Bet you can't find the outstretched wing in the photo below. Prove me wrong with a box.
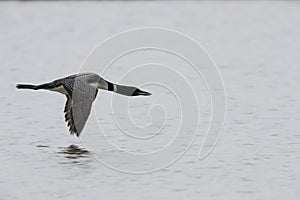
[64,81,98,137]
[64,95,76,134]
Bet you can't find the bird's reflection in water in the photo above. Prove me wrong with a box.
[58,144,90,160]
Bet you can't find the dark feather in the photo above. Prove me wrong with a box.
[63,80,98,137]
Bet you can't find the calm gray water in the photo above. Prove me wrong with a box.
[1,1,300,200]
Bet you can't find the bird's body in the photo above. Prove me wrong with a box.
[16,73,151,137]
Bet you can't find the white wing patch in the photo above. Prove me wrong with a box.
[49,85,68,95]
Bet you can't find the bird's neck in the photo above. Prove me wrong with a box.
[100,80,136,96]
[106,81,114,92]
[113,84,136,96]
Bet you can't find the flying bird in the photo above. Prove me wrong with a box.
[16,73,151,137]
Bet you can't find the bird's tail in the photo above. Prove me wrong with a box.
[16,84,39,90]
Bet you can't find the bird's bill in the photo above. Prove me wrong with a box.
[132,88,152,96]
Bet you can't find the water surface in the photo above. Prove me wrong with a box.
[1,1,300,200]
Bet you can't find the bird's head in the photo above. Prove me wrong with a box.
[131,88,151,96]
[85,74,151,96]
[114,85,151,96]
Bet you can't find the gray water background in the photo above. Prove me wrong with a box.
[1,1,300,199]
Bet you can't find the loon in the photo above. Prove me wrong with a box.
[16,73,151,137]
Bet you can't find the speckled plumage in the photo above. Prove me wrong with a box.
[16,72,151,137]
[17,73,104,136]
